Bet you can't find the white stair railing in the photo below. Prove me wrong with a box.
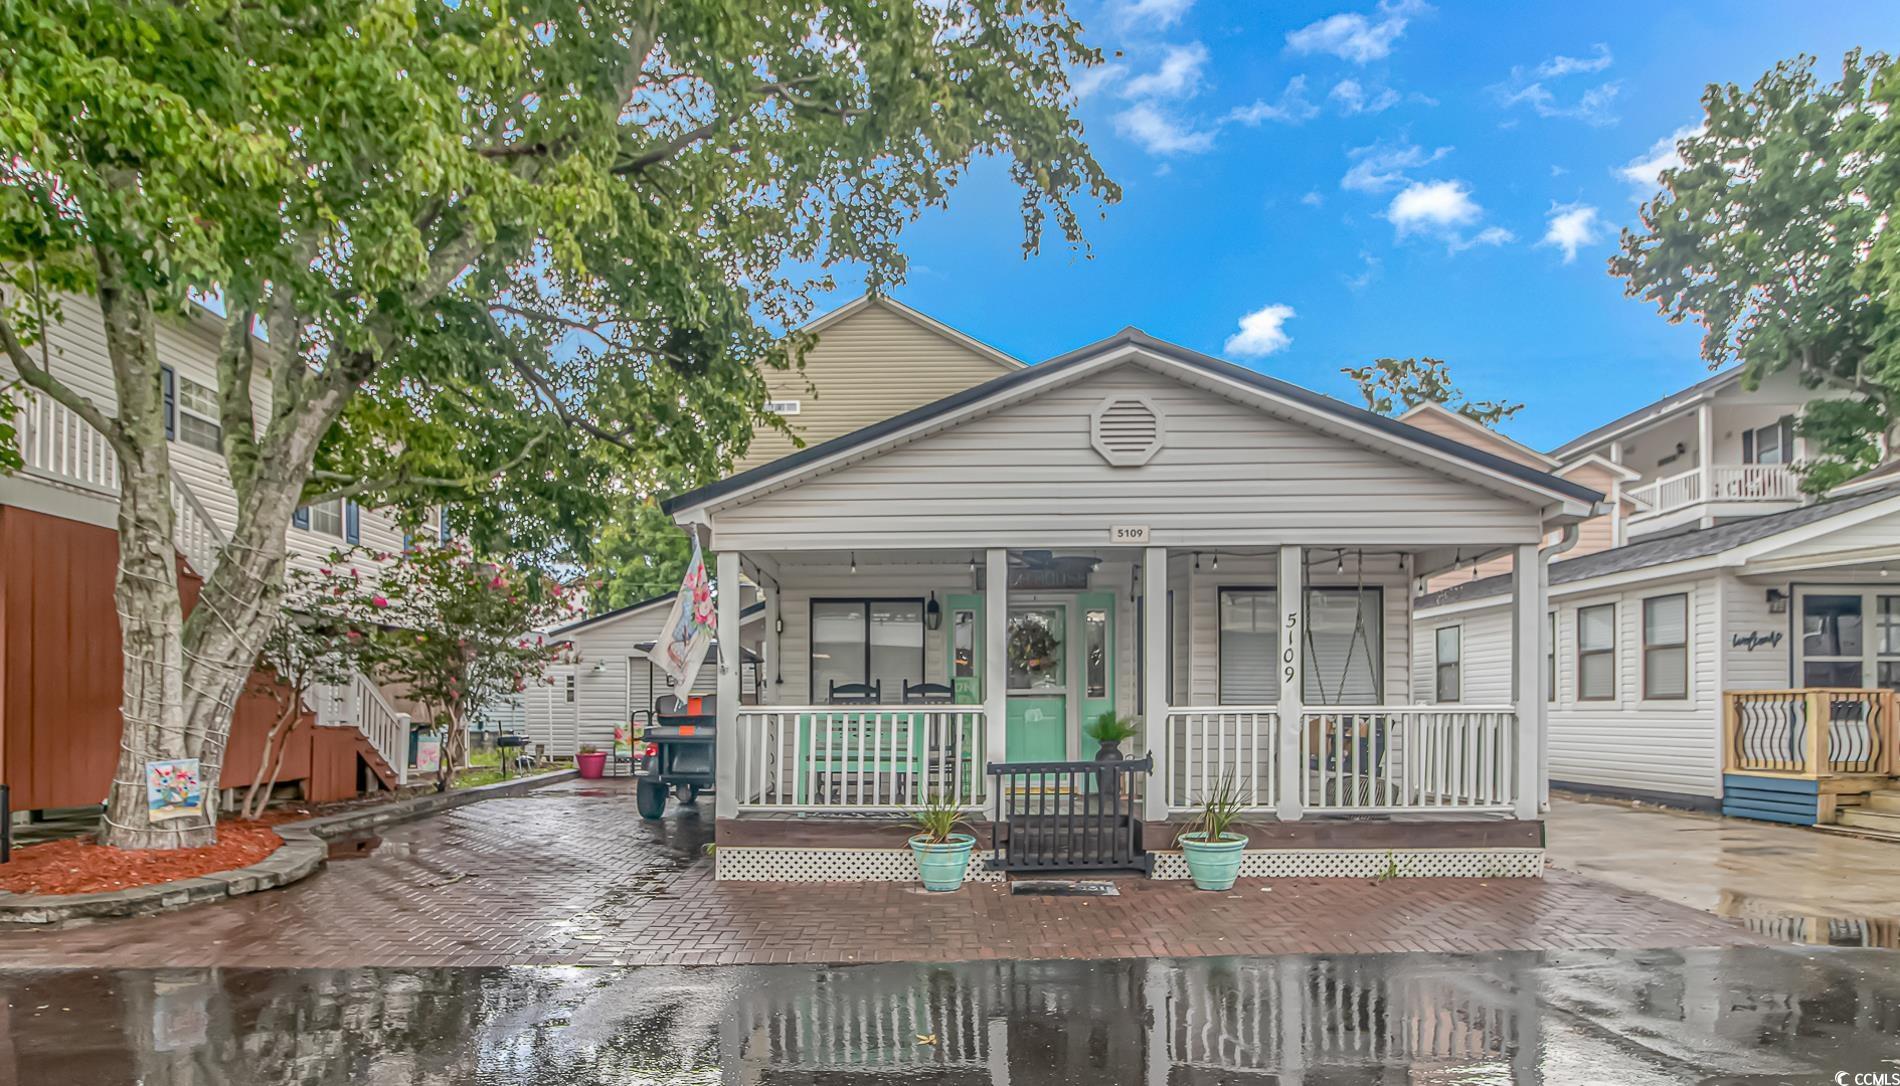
[169,476,225,578]
[313,670,411,787]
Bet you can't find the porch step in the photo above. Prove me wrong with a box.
[1816,822,1900,844]
[1863,789,1900,815]
[1835,807,1900,835]
[352,733,401,792]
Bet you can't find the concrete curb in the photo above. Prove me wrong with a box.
[0,769,578,927]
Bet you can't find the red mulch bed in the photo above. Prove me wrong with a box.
[0,822,285,896]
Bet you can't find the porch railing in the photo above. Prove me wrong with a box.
[1724,689,1895,777]
[1630,463,1799,518]
[1300,707,1518,813]
[732,707,987,811]
[311,670,412,785]
[986,756,1152,873]
[1163,708,1278,812]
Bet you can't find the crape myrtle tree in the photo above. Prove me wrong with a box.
[358,540,578,791]
[1612,51,1899,492]
[1341,357,1525,429]
[0,1,1114,847]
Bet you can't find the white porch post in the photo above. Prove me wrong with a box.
[1142,545,1169,822]
[762,587,780,706]
[983,548,1008,771]
[1276,545,1304,821]
[1696,400,1715,526]
[715,549,741,821]
[1510,542,1545,820]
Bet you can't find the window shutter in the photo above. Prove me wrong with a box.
[1780,416,1795,459]
[1741,427,1754,464]
[292,506,310,530]
[161,366,176,440]
[345,500,361,544]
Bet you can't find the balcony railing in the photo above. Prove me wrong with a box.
[1724,689,1894,777]
[1163,708,1278,812]
[1630,464,1800,519]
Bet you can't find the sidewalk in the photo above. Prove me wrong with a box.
[0,779,1760,968]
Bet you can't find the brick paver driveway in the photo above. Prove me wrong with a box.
[1,779,1761,968]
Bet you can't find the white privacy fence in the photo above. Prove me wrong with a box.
[1163,708,1279,812]
[733,708,988,811]
[1300,707,1517,813]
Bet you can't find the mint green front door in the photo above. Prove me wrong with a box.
[1006,603,1068,761]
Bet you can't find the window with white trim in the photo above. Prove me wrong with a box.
[1217,587,1382,706]
[1743,417,1794,465]
[1641,594,1689,700]
[1577,603,1616,701]
[1797,590,1900,690]
[1434,626,1460,702]
[173,373,224,453]
[305,498,344,538]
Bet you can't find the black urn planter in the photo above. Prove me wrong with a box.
[1094,739,1125,762]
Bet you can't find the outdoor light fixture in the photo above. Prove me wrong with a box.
[850,551,857,575]
[925,592,943,631]
[1211,553,1220,571]
[1766,588,1788,614]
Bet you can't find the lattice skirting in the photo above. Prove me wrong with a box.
[1149,848,1545,880]
[716,847,1008,883]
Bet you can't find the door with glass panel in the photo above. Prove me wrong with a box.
[1006,602,1070,761]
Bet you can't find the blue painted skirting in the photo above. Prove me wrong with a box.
[1722,773,1819,826]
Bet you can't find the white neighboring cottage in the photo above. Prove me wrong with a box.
[1414,370,1900,834]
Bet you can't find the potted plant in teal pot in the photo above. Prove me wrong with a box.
[1084,711,1140,761]
[909,793,977,892]
[1179,776,1248,890]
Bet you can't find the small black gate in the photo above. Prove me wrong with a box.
[985,756,1152,874]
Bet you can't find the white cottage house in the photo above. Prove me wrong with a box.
[661,327,1601,882]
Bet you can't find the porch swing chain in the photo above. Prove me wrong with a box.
[1302,548,1372,706]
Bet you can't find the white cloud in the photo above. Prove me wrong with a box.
[1536,44,1613,78]
[1497,80,1620,126]
[1227,76,1320,125]
[1286,0,1430,65]
[1447,225,1516,253]
[1541,202,1604,263]
[1301,190,1325,207]
[1225,303,1296,358]
[1344,251,1382,290]
[1071,63,1125,101]
[1387,179,1482,233]
[1330,78,1401,115]
[1341,139,1451,193]
[1122,42,1209,99]
[1619,124,1703,190]
[1113,102,1215,154]
[1113,0,1194,30]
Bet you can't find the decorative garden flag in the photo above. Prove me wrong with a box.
[649,539,716,693]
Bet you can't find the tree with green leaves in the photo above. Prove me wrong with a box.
[356,540,579,790]
[1612,50,1897,492]
[0,0,1113,847]
[1341,357,1524,429]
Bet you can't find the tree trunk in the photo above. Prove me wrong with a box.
[241,698,302,820]
[96,276,211,849]
[436,712,467,793]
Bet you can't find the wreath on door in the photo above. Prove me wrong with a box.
[1008,618,1059,675]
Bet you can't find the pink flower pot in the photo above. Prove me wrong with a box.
[576,751,607,779]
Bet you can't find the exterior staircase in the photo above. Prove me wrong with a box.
[311,670,412,789]
[350,730,402,791]
[1833,785,1900,841]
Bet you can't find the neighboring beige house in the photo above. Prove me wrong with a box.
[735,294,1023,471]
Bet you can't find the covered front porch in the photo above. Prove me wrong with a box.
[705,540,1551,880]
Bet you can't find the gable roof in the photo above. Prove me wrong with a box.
[551,594,763,638]
[1416,483,1900,609]
[1549,367,1743,459]
[1396,402,1559,470]
[797,293,1024,371]
[666,327,1603,517]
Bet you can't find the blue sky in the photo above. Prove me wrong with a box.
[842,1,1900,451]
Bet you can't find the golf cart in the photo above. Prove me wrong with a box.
[627,638,759,819]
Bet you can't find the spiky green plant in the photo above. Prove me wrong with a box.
[1186,774,1248,843]
[1084,711,1141,744]
[910,793,969,845]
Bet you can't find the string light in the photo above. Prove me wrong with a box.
[849,551,856,575]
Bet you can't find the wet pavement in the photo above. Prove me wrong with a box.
[2,946,1896,1084]
[1546,795,1900,949]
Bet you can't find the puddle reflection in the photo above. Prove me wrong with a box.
[1714,889,1900,949]
[3,947,1896,1084]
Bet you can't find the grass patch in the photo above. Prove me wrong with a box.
[450,752,570,790]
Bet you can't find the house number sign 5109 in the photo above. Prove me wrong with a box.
[1110,525,1151,544]
[1284,611,1299,684]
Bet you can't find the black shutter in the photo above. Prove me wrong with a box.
[161,366,176,440]
[345,500,361,544]
[1780,416,1796,461]
[1741,427,1754,465]
[292,506,310,529]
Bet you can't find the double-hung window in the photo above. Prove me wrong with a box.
[304,498,344,538]
[1577,603,1617,701]
[164,368,224,453]
[1434,626,1461,702]
[810,599,924,703]
[1743,417,1795,465]
[1216,587,1382,706]
[1641,594,1689,700]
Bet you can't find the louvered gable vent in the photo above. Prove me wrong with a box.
[1090,395,1164,466]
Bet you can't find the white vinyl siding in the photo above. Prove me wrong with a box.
[706,362,1547,552]
[524,601,724,758]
